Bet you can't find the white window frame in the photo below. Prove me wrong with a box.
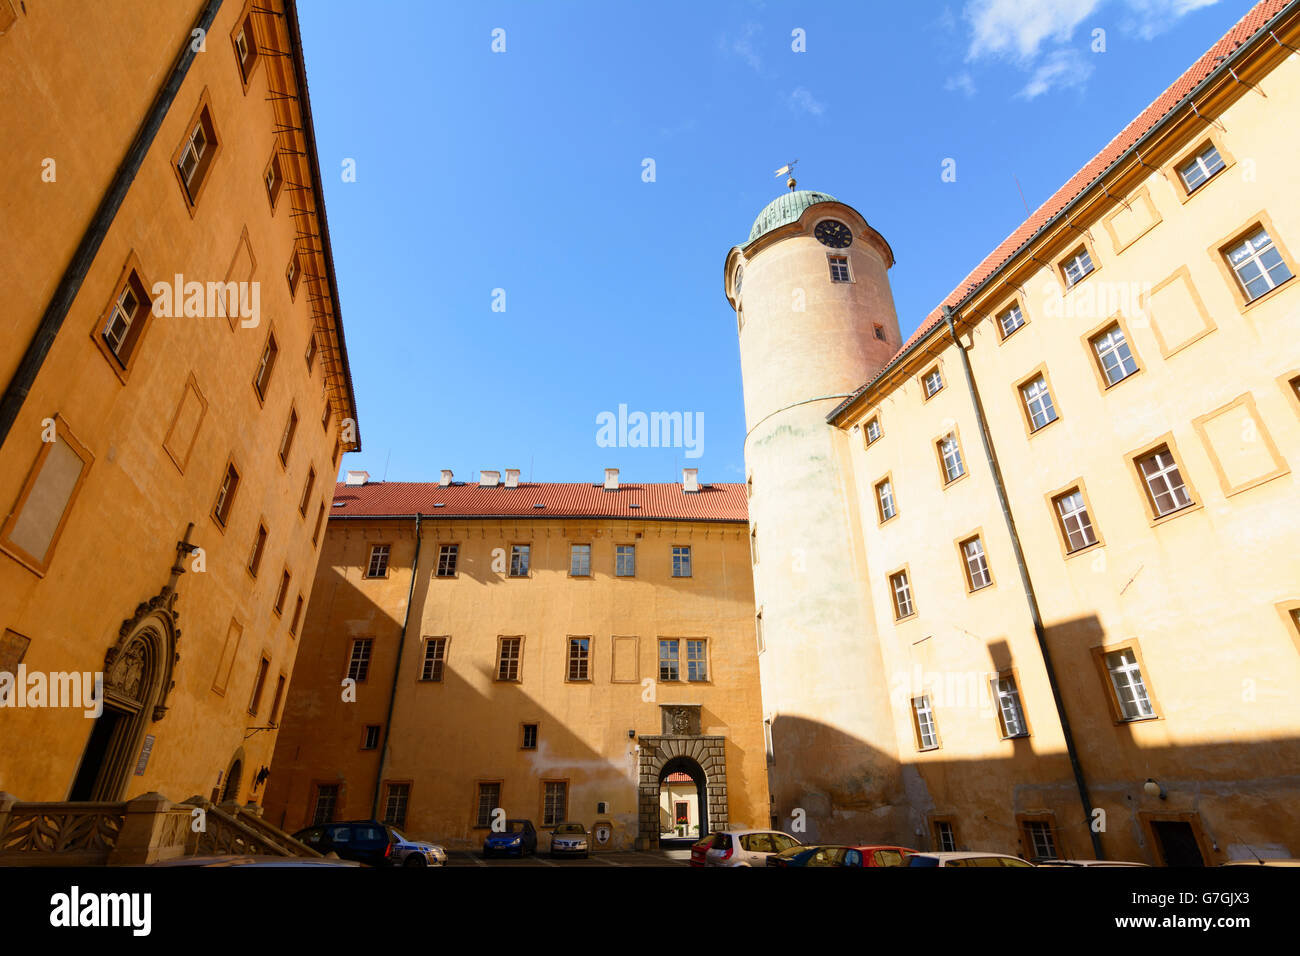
[1138,448,1191,516]
[990,675,1026,737]
[877,479,896,521]
[890,571,914,620]
[1177,144,1225,193]
[962,537,991,590]
[1227,228,1293,301]
[865,418,881,444]
[103,284,140,356]
[913,695,938,750]
[1055,491,1096,552]
[365,544,390,578]
[1092,325,1137,385]
[1021,375,1057,430]
[923,368,943,398]
[828,254,851,283]
[1105,648,1154,720]
[178,120,207,187]
[1063,248,1095,287]
[940,436,964,483]
[998,303,1025,338]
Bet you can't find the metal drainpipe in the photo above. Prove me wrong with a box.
[371,513,422,820]
[0,0,225,452]
[943,306,1105,861]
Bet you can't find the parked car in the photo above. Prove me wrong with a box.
[906,851,1033,867]
[549,822,590,858]
[291,820,396,867]
[850,845,918,867]
[388,828,447,867]
[766,844,860,867]
[704,829,800,867]
[1037,859,1149,867]
[483,819,538,857]
[1221,858,1300,866]
[689,834,713,867]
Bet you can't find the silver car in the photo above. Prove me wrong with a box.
[906,851,1033,867]
[388,828,447,867]
[550,822,590,858]
[704,829,801,867]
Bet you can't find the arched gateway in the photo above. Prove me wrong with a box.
[637,725,729,850]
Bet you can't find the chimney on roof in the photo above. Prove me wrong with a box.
[345,470,370,486]
[480,470,500,487]
[439,469,453,487]
[682,468,699,493]
[604,468,619,490]
[505,468,520,488]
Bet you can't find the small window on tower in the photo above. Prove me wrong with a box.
[828,255,851,283]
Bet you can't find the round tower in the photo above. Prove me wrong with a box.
[724,188,909,845]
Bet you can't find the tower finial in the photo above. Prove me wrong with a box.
[774,159,799,192]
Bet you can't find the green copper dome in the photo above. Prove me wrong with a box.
[747,190,837,243]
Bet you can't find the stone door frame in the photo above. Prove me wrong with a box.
[637,735,728,850]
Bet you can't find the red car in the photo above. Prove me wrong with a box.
[689,835,712,867]
[849,845,917,867]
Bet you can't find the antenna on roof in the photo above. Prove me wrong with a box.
[1013,174,1031,217]
[382,448,391,482]
[774,159,799,192]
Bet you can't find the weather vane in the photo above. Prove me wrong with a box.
[775,159,799,192]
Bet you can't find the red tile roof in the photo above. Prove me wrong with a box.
[838,0,1293,413]
[329,481,748,522]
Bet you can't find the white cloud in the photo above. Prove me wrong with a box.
[963,0,1221,98]
[945,72,978,96]
[1017,48,1093,98]
[722,22,763,71]
[787,87,826,116]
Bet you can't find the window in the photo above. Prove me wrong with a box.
[923,367,943,398]
[347,639,373,682]
[935,820,957,852]
[264,150,284,209]
[1136,445,1192,517]
[569,544,591,577]
[212,463,240,527]
[269,674,286,725]
[497,636,522,681]
[658,639,680,681]
[436,544,458,577]
[365,544,390,578]
[476,783,501,827]
[287,250,301,299]
[875,478,896,522]
[998,303,1025,339]
[100,268,152,369]
[567,637,590,681]
[764,718,774,765]
[509,544,530,577]
[828,255,851,282]
[1090,323,1138,386]
[521,724,538,749]
[247,523,268,576]
[420,636,447,681]
[1177,143,1225,193]
[1225,227,1293,302]
[1023,821,1058,861]
[299,467,316,516]
[304,332,317,372]
[1105,648,1155,720]
[873,323,886,341]
[960,536,991,591]
[734,266,743,295]
[253,333,278,401]
[616,544,635,577]
[312,784,338,825]
[1062,246,1095,286]
[174,99,218,205]
[248,655,270,715]
[687,639,708,682]
[543,781,567,827]
[912,695,938,750]
[938,434,965,484]
[756,610,764,654]
[384,783,410,828]
[289,595,303,636]
[1020,374,1058,431]
[321,400,330,431]
[990,674,1027,737]
[278,408,298,465]
[671,546,691,578]
[312,502,325,547]
[362,725,381,750]
[889,570,914,620]
[274,568,290,615]
[865,416,881,445]
[231,9,259,82]
[1053,488,1097,553]
[749,526,758,565]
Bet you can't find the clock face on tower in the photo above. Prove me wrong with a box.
[814,219,853,248]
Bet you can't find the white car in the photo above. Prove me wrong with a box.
[906,851,1033,867]
[389,828,447,867]
[1037,859,1149,867]
[704,829,800,867]
[550,822,590,858]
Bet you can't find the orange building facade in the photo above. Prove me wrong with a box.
[0,0,359,808]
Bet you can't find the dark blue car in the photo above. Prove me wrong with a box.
[483,819,538,857]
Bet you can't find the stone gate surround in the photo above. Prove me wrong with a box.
[636,734,728,849]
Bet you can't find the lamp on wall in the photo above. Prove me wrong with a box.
[1143,778,1167,800]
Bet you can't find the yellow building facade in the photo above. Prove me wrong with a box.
[0,0,357,809]
[727,0,1300,864]
[265,472,768,850]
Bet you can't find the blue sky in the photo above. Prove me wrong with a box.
[298,0,1253,485]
